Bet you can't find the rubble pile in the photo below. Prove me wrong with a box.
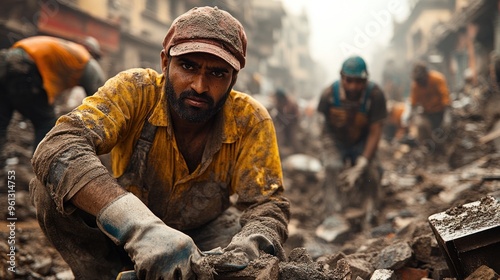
[1,96,500,279]
[281,152,500,280]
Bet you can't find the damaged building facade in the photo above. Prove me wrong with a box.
[381,0,500,101]
[0,0,321,99]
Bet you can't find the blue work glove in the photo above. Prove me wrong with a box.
[97,193,204,280]
[213,234,275,272]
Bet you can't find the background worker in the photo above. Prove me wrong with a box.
[403,61,451,154]
[30,6,290,280]
[383,100,409,143]
[0,35,105,166]
[317,55,387,223]
[273,88,301,156]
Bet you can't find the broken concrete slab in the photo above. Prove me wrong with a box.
[370,269,396,280]
[282,153,322,174]
[464,265,500,280]
[344,257,373,279]
[411,234,439,263]
[428,196,500,279]
[373,241,413,270]
[315,215,350,243]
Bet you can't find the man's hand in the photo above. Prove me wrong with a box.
[212,234,275,272]
[97,193,205,280]
[400,102,413,128]
[339,156,368,190]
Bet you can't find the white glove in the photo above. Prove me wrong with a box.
[97,193,205,280]
[442,107,452,127]
[339,156,368,189]
[400,102,412,127]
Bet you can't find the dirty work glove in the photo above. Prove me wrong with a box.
[339,156,368,190]
[97,193,203,280]
[213,234,275,272]
[400,102,412,127]
[442,107,452,128]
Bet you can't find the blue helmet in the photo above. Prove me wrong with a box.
[341,56,368,79]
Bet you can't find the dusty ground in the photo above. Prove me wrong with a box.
[1,90,499,279]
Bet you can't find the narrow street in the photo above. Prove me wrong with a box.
[1,0,500,279]
[0,85,499,279]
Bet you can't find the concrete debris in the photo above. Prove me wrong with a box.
[282,153,323,174]
[464,265,500,280]
[428,196,500,279]
[55,270,75,280]
[370,269,396,280]
[31,257,53,276]
[373,241,413,270]
[315,215,350,243]
[212,254,280,280]
[2,80,500,279]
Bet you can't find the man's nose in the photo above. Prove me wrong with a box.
[191,74,209,94]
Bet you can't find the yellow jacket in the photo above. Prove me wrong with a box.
[32,68,289,239]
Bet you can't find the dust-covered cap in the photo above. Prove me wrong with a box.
[163,6,247,71]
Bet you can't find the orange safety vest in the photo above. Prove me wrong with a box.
[13,36,90,104]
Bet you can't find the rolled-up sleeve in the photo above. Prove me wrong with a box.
[31,69,156,215]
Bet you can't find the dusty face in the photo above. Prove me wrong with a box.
[341,75,367,101]
[161,51,235,123]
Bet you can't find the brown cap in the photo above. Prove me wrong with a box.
[163,6,247,71]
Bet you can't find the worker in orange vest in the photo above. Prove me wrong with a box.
[0,35,105,166]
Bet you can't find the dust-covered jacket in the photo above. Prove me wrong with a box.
[31,68,290,259]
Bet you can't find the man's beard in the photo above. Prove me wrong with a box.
[345,90,362,101]
[165,78,230,123]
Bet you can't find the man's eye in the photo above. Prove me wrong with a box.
[182,63,194,70]
[211,71,225,78]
